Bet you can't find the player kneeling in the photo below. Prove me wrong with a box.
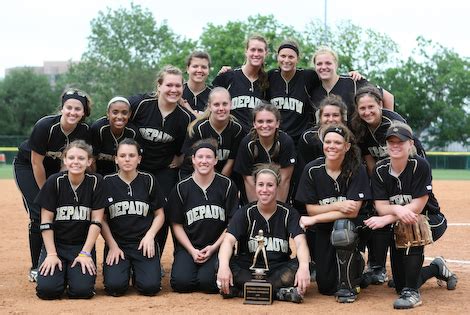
[296,124,371,303]
[217,164,311,303]
[35,140,105,299]
[101,139,165,296]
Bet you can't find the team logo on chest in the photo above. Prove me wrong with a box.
[186,205,225,225]
[55,206,91,221]
[270,97,304,114]
[108,201,150,218]
[139,128,174,143]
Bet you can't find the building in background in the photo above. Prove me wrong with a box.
[5,61,76,87]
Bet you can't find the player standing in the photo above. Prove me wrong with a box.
[35,140,104,299]
[101,139,165,296]
[179,87,244,179]
[296,124,371,303]
[13,89,92,282]
[167,139,239,293]
[212,35,269,133]
[91,96,138,176]
[364,122,457,309]
[180,51,213,117]
[234,102,296,204]
[128,65,195,257]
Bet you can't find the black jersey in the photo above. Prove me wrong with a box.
[295,157,371,230]
[234,131,296,176]
[227,201,303,269]
[358,109,426,160]
[297,125,324,171]
[212,68,266,133]
[182,83,212,113]
[128,93,195,171]
[180,119,244,174]
[267,69,320,141]
[166,173,239,249]
[103,171,165,244]
[91,117,139,176]
[371,156,441,216]
[311,76,370,122]
[16,115,90,177]
[35,171,105,245]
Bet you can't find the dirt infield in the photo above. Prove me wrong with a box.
[1,179,469,314]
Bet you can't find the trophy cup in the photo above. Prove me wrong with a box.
[244,229,273,305]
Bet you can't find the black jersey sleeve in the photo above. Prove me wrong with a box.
[286,205,304,238]
[34,174,59,212]
[225,179,240,220]
[166,184,185,224]
[149,173,165,211]
[91,174,106,210]
[228,123,244,160]
[346,165,372,201]
[90,119,103,156]
[212,70,234,88]
[233,135,254,176]
[410,158,433,199]
[303,69,321,94]
[278,132,296,168]
[371,164,390,200]
[226,205,248,240]
[295,162,320,205]
[28,117,52,156]
[298,129,323,165]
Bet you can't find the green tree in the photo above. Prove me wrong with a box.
[60,3,196,118]
[0,68,58,136]
[381,37,470,147]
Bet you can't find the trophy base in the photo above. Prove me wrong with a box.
[244,280,273,305]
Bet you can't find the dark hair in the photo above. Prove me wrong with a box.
[60,88,92,119]
[315,94,348,126]
[245,35,269,92]
[117,138,142,156]
[253,163,281,186]
[249,102,281,160]
[191,138,218,157]
[351,85,383,141]
[63,139,93,159]
[323,124,362,184]
[186,51,212,68]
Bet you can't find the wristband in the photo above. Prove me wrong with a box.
[40,223,53,231]
[90,220,102,229]
[47,252,57,257]
[79,250,92,257]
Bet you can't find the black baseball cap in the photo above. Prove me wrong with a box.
[385,126,413,141]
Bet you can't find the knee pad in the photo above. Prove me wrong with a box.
[331,219,358,251]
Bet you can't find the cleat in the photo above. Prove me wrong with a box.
[335,288,357,303]
[431,256,458,290]
[393,288,422,309]
[29,268,38,282]
[276,287,303,303]
[370,266,388,285]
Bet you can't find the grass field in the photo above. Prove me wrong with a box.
[1,164,470,180]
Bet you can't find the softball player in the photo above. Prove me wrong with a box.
[180,51,213,116]
[296,124,371,303]
[234,102,296,204]
[35,140,104,300]
[91,96,138,176]
[351,85,426,285]
[128,65,195,256]
[14,89,92,282]
[101,139,165,296]
[267,40,320,143]
[310,46,394,124]
[166,140,239,293]
[217,164,310,303]
[212,35,269,133]
[364,122,457,309]
[179,87,244,179]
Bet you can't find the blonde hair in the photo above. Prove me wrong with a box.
[311,46,339,67]
[63,140,93,159]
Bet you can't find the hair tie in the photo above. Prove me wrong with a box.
[192,142,217,156]
[107,96,130,110]
[323,125,345,140]
[62,90,90,116]
[277,43,299,56]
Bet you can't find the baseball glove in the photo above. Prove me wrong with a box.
[394,214,433,253]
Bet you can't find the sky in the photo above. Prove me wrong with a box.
[1,0,469,77]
